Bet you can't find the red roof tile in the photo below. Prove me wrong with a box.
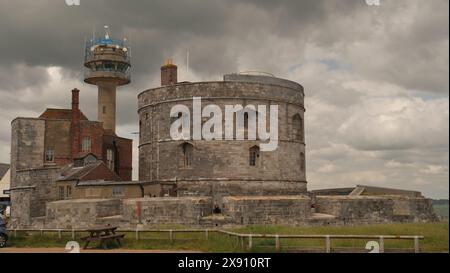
[39,109,89,121]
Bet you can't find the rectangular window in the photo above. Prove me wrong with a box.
[82,137,91,152]
[106,149,115,171]
[59,186,65,200]
[66,186,72,198]
[112,187,124,197]
[45,148,54,162]
[249,151,257,166]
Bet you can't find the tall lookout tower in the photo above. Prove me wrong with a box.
[84,26,131,133]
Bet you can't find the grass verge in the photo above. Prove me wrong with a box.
[4,222,448,253]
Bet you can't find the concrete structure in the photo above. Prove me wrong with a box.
[84,27,131,133]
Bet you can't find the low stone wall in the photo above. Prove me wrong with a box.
[45,199,122,229]
[122,197,213,226]
[23,194,439,229]
[315,196,438,224]
[177,181,307,203]
[390,196,438,222]
[223,195,311,225]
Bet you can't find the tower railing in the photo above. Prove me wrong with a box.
[83,67,131,81]
[84,39,131,63]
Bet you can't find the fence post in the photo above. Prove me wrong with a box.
[325,235,331,253]
[40,229,43,237]
[205,229,209,241]
[135,226,140,241]
[414,236,420,253]
[379,236,385,253]
[169,230,173,243]
[71,228,75,240]
[58,229,62,239]
[248,235,253,250]
[275,235,280,251]
[240,236,244,250]
[14,229,17,238]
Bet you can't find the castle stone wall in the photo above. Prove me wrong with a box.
[9,167,60,228]
[315,196,438,224]
[177,181,307,204]
[223,195,311,225]
[138,80,307,196]
[45,199,122,229]
[10,118,46,184]
[122,197,212,226]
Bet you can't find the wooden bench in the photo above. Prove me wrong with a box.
[81,227,125,249]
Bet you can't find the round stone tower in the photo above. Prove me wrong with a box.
[84,26,131,133]
[138,68,306,202]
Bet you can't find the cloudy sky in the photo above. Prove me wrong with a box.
[0,0,448,198]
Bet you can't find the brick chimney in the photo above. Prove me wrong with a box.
[161,58,178,86]
[71,88,81,158]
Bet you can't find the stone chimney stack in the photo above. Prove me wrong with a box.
[71,88,81,158]
[161,58,178,86]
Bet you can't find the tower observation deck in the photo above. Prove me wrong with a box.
[84,26,131,133]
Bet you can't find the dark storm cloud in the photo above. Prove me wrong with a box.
[0,0,358,85]
[0,64,50,91]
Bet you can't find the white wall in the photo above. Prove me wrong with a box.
[0,169,10,198]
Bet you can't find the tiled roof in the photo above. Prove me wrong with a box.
[76,180,151,187]
[0,164,10,180]
[59,161,103,181]
[39,109,89,121]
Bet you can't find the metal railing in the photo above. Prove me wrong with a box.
[8,228,424,253]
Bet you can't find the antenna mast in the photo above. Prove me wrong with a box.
[186,51,190,75]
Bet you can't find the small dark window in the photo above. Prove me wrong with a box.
[181,143,193,167]
[45,148,54,162]
[66,186,72,198]
[103,106,107,114]
[249,146,260,166]
[300,152,306,173]
[293,114,304,141]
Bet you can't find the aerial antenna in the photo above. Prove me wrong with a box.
[186,50,190,75]
[128,33,132,59]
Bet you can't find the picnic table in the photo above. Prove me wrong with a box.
[81,226,125,249]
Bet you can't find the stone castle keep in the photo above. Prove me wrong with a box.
[7,31,438,229]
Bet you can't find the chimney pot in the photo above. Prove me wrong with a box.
[161,59,178,86]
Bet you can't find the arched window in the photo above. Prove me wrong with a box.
[300,152,306,173]
[181,142,193,167]
[249,146,260,167]
[292,114,304,141]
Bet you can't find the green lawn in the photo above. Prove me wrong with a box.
[5,222,449,253]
